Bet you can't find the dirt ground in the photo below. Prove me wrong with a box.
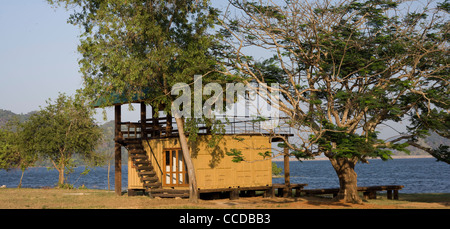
[0,188,449,209]
[210,195,450,209]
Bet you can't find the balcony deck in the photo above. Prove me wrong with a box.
[118,116,293,142]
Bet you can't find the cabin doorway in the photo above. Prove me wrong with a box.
[163,148,189,187]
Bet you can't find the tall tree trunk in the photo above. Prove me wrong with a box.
[51,158,65,187]
[114,104,122,196]
[175,117,199,203]
[329,157,362,204]
[58,160,65,187]
[58,167,65,187]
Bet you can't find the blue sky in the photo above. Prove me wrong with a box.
[0,0,149,123]
[0,1,232,124]
[0,1,82,115]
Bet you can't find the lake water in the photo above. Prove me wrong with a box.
[273,158,450,193]
[0,158,449,193]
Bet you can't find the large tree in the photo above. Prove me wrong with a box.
[221,0,449,203]
[48,0,221,202]
[20,93,103,187]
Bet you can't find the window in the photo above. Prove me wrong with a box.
[163,148,188,187]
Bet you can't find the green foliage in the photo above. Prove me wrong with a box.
[313,121,411,161]
[185,117,226,160]
[258,151,272,159]
[272,162,282,176]
[438,0,450,13]
[20,93,103,185]
[291,150,315,161]
[0,126,22,170]
[226,148,245,163]
[58,183,74,189]
[429,145,450,164]
[226,150,272,163]
[0,118,37,172]
[0,109,34,127]
[232,136,245,142]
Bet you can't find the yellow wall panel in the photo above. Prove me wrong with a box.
[128,134,272,190]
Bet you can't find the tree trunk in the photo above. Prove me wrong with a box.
[18,169,25,188]
[107,159,111,191]
[50,158,64,187]
[175,117,199,203]
[58,163,65,187]
[328,157,362,204]
[52,159,65,187]
[114,104,122,196]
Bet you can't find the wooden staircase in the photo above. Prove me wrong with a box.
[123,139,189,198]
[123,139,161,190]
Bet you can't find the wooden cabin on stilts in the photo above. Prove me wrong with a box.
[93,96,304,199]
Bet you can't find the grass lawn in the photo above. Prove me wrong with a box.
[0,188,449,209]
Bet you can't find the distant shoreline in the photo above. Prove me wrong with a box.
[272,155,434,162]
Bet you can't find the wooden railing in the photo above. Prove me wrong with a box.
[119,116,292,140]
[120,122,142,140]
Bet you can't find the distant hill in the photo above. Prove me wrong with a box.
[0,109,126,165]
[96,120,128,164]
[0,109,36,127]
[398,131,450,156]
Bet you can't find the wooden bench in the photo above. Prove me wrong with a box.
[197,184,308,199]
[271,183,308,198]
[198,186,274,200]
[301,185,404,200]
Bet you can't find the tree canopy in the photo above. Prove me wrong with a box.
[49,0,222,112]
[0,119,36,173]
